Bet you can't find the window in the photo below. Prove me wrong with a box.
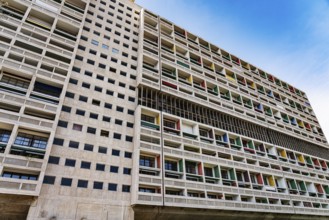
[72,124,83,131]
[125,136,133,142]
[65,159,76,167]
[98,63,106,69]
[116,106,124,112]
[76,109,85,116]
[79,95,88,102]
[72,66,81,73]
[118,93,125,99]
[92,99,100,106]
[69,141,79,149]
[82,82,90,89]
[139,188,156,193]
[113,133,121,139]
[165,160,177,171]
[112,48,119,54]
[61,178,72,186]
[93,181,103,190]
[43,176,55,184]
[87,127,96,134]
[85,71,93,77]
[106,90,114,96]
[48,156,60,164]
[104,103,112,109]
[87,59,95,65]
[115,119,122,125]
[128,97,135,102]
[123,168,131,175]
[81,161,91,169]
[89,113,98,119]
[124,151,132,158]
[97,74,104,80]
[108,183,117,191]
[127,110,134,115]
[140,156,155,168]
[14,133,48,149]
[77,46,85,52]
[112,149,120,156]
[2,172,38,180]
[98,146,107,154]
[103,116,111,122]
[91,39,99,46]
[84,144,94,151]
[102,44,109,50]
[77,180,88,188]
[100,130,109,137]
[58,120,68,128]
[61,105,71,113]
[127,122,134,128]
[53,138,64,146]
[0,130,10,144]
[122,185,130,192]
[110,166,119,173]
[204,167,213,177]
[96,163,105,171]
[221,170,230,180]
[65,92,74,98]
[69,78,78,84]
[109,67,116,73]
[89,49,97,55]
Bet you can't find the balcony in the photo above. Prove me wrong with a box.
[0,73,31,96]
[0,129,11,152]
[163,118,180,136]
[141,113,160,131]
[185,161,203,182]
[182,132,198,140]
[162,67,176,80]
[30,81,62,104]
[10,132,48,159]
[221,169,236,186]
[176,60,190,69]
[139,155,160,176]
[204,166,220,184]
[1,2,27,20]
[165,159,183,179]
[141,121,160,131]
[215,133,229,148]
[229,135,242,150]
[199,128,213,144]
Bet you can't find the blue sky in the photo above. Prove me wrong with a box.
[136,0,329,140]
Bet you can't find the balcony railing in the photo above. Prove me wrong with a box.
[141,121,160,131]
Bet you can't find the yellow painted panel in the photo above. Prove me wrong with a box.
[298,121,304,127]
[298,154,305,163]
[156,115,160,125]
[173,45,176,52]
[27,18,51,30]
[226,75,236,82]
[280,149,287,158]
[268,176,275,187]
[188,75,193,83]
[211,63,215,70]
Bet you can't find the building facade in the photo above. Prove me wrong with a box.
[0,0,328,219]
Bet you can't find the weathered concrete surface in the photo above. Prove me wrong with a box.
[0,194,35,220]
[134,205,329,220]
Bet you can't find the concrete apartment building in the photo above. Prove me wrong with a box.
[0,0,328,219]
